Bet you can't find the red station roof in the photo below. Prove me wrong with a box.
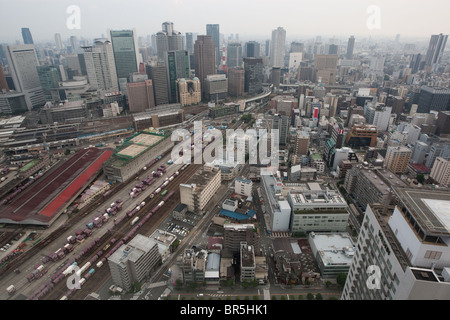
[0,148,112,226]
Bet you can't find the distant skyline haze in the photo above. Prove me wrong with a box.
[1,0,449,43]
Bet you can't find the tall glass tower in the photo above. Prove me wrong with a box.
[206,24,220,67]
[109,29,139,80]
[21,28,34,45]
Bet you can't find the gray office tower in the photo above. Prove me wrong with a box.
[346,36,355,60]
[243,57,263,95]
[227,43,243,68]
[21,28,34,45]
[244,41,261,58]
[425,33,448,67]
[146,64,169,106]
[417,86,450,113]
[206,24,220,67]
[156,22,183,64]
[4,44,45,110]
[109,29,139,80]
[194,35,216,99]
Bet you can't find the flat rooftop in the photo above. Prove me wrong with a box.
[117,133,164,158]
[393,187,450,237]
[310,233,355,266]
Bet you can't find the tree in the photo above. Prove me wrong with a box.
[306,293,314,300]
[315,293,323,300]
[416,173,425,184]
[336,273,347,287]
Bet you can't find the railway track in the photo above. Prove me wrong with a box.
[41,163,201,300]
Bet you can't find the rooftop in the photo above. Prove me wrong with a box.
[309,232,355,266]
[393,187,450,237]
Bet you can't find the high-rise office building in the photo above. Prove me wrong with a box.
[185,32,194,54]
[226,43,243,68]
[342,188,450,300]
[244,41,261,58]
[227,67,244,97]
[364,102,392,131]
[21,28,34,45]
[417,86,450,113]
[4,44,45,109]
[243,57,263,95]
[126,79,155,113]
[206,24,220,67]
[425,33,448,67]
[109,29,140,80]
[272,114,290,146]
[425,142,450,168]
[36,65,62,102]
[346,36,355,60]
[54,33,64,51]
[156,22,183,64]
[146,64,170,106]
[82,38,119,92]
[314,54,338,85]
[436,111,450,136]
[70,36,81,54]
[270,27,286,67]
[166,50,190,103]
[194,35,216,99]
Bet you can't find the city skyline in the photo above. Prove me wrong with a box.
[1,0,449,44]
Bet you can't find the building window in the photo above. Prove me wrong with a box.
[424,250,442,260]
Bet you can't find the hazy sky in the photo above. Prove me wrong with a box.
[1,0,449,43]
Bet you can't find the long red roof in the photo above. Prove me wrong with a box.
[0,148,112,225]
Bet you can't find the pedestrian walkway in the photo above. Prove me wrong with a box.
[270,232,290,238]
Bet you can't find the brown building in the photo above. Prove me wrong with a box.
[314,54,338,85]
[227,67,244,97]
[0,63,9,92]
[345,124,378,148]
[294,132,309,157]
[384,145,412,174]
[126,80,155,113]
[194,35,216,99]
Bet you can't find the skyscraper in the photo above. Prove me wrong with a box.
[226,43,243,68]
[166,50,190,103]
[194,35,216,99]
[70,36,81,54]
[244,41,261,58]
[346,35,355,60]
[4,44,45,109]
[82,39,118,92]
[243,57,263,95]
[270,27,286,67]
[54,33,64,51]
[21,28,34,45]
[425,33,448,67]
[206,24,220,67]
[126,79,155,113]
[146,64,170,106]
[156,22,183,64]
[36,65,62,101]
[109,29,140,80]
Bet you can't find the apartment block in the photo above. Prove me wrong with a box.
[180,166,221,214]
[430,157,450,187]
[384,146,412,174]
[342,187,450,300]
